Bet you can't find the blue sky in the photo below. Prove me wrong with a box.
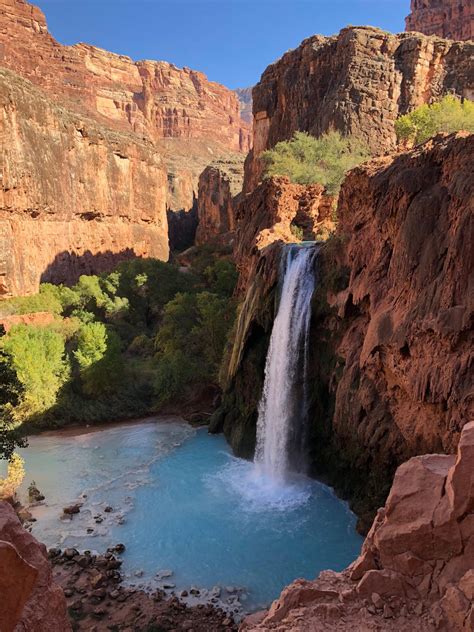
[34,0,408,88]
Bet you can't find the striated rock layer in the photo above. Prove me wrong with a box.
[0,67,169,296]
[242,420,474,632]
[406,0,474,41]
[244,26,474,191]
[0,501,72,632]
[195,156,245,246]
[216,134,473,521]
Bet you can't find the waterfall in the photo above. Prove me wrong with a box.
[255,243,318,481]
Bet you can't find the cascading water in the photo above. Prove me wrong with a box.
[255,243,318,481]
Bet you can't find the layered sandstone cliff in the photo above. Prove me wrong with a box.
[215,133,473,522]
[406,0,474,41]
[195,157,245,246]
[0,501,71,632]
[245,26,474,191]
[243,420,474,632]
[0,67,169,296]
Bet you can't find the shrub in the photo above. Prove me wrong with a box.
[290,223,304,241]
[0,453,25,499]
[262,131,368,194]
[395,95,474,145]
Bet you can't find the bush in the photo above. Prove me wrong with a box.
[395,95,474,145]
[262,131,368,194]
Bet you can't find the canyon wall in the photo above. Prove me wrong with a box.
[406,0,474,41]
[0,501,72,632]
[216,133,473,526]
[0,67,169,296]
[245,26,474,191]
[0,0,251,295]
[243,420,474,632]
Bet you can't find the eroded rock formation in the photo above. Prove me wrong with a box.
[406,0,474,41]
[209,177,335,456]
[0,68,169,296]
[195,157,245,246]
[216,133,473,522]
[244,26,474,191]
[242,420,474,631]
[0,501,71,632]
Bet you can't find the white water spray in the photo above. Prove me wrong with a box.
[255,244,318,481]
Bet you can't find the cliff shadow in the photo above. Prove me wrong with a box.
[40,249,141,287]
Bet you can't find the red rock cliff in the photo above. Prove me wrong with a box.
[0,67,169,296]
[245,26,473,191]
[406,0,474,41]
[0,501,72,632]
[242,420,474,632]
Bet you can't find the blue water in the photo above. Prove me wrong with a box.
[11,418,362,613]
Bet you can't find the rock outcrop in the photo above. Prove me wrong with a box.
[0,67,169,296]
[216,133,473,521]
[242,420,474,632]
[244,26,474,191]
[406,0,474,41]
[195,157,245,246]
[0,501,71,632]
[209,177,335,456]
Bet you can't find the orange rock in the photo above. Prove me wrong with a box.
[406,0,473,41]
[0,501,71,631]
[243,421,474,631]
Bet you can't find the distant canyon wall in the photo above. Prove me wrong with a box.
[406,0,474,41]
[0,68,169,297]
[244,26,474,191]
[0,0,251,295]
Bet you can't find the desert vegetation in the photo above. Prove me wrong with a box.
[395,95,474,145]
[262,130,368,194]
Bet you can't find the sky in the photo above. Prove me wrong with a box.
[34,0,408,89]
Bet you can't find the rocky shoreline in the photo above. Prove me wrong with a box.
[48,546,239,632]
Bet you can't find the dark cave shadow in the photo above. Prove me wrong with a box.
[40,249,142,287]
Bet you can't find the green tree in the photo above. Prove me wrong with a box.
[1,325,70,418]
[0,348,26,461]
[395,95,474,145]
[74,322,123,396]
[262,130,368,194]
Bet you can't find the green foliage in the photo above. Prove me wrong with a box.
[262,131,368,194]
[395,95,474,145]
[0,245,237,430]
[290,223,304,241]
[154,291,236,405]
[1,325,69,418]
[0,348,26,461]
[74,322,123,396]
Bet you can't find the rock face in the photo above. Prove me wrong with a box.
[0,0,251,163]
[209,177,335,456]
[235,87,253,124]
[0,67,169,296]
[216,134,473,521]
[195,157,245,246]
[406,0,474,41]
[0,501,71,632]
[242,420,474,632]
[244,26,474,191]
